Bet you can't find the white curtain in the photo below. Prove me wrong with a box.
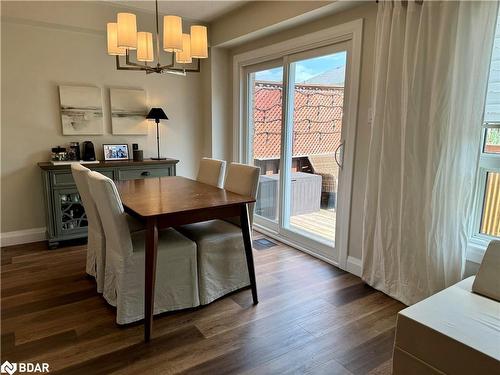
[362,0,499,306]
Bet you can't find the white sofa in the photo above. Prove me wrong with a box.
[393,276,500,374]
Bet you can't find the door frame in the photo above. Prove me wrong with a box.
[232,19,363,270]
[242,59,284,235]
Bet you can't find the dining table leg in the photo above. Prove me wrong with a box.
[144,217,158,342]
[240,204,258,305]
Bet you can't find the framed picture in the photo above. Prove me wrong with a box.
[59,85,104,135]
[103,144,129,161]
[110,88,148,135]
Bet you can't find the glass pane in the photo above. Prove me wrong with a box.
[480,171,500,237]
[484,128,500,154]
[287,51,347,244]
[60,192,87,231]
[484,15,500,122]
[251,66,283,222]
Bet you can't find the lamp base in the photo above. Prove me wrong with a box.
[150,157,167,160]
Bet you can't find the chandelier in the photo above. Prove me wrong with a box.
[106,0,208,75]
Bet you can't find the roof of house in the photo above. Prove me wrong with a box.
[303,66,346,86]
[253,81,344,159]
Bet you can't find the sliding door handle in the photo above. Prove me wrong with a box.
[334,141,344,170]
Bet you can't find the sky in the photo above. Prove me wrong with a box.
[255,51,347,83]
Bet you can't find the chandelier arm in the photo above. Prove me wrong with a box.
[125,51,155,71]
[159,64,173,70]
[164,58,201,73]
[159,62,175,70]
[163,70,187,76]
[158,52,175,70]
[116,56,147,71]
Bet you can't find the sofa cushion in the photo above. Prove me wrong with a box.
[472,240,500,301]
[393,277,500,374]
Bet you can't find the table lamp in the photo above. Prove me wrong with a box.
[146,107,169,160]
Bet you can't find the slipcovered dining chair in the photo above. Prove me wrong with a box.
[178,162,260,305]
[71,164,105,289]
[196,157,226,188]
[71,164,143,293]
[87,171,200,324]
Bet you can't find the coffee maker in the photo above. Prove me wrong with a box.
[82,141,96,161]
[68,142,80,161]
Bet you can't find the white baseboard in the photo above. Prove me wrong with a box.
[0,227,46,247]
[346,256,362,277]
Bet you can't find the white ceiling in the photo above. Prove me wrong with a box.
[109,1,248,22]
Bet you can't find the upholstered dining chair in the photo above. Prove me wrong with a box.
[71,164,143,293]
[71,164,105,289]
[178,162,260,305]
[87,171,200,324]
[196,157,226,188]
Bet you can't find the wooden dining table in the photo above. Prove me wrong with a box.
[115,176,258,342]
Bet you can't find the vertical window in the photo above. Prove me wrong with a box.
[474,13,500,239]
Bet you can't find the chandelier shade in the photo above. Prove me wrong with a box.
[190,25,208,58]
[137,32,154,62]
[107,23,126,56]
[163,15,183,52]
[117,13,137,49]
[176,34,192,64]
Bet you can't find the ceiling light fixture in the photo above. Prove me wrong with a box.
[106,0,208,75]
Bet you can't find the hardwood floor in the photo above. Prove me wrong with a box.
[1,233,404,374]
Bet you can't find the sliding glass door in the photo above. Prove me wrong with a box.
[284,45,347,249]
[246,60,284,227]
[243,41,352,262]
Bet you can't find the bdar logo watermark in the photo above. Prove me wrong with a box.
[0,362,17,375]
[1,361,49,374]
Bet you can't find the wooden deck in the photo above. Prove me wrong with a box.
[1,233,403,374]
[290,208,336,243]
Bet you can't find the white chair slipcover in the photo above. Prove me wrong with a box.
[87,171,200,324]
[179,163,260,305]
[71,164,104,287]
[196,157,226,188]
[223,163,260,227]
[71,164,144,293]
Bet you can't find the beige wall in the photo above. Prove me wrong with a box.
[201,47,232,160]
[1,1,204,233]
[210,1,332,47]
[199,47,232,160]
[210,48,232,161]
[209,2,377,261]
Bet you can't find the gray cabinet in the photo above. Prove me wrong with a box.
[38,159,178,248]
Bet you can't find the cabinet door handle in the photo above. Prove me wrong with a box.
[141,171,151,176]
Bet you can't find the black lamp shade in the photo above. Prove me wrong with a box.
[146,108,168,121]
